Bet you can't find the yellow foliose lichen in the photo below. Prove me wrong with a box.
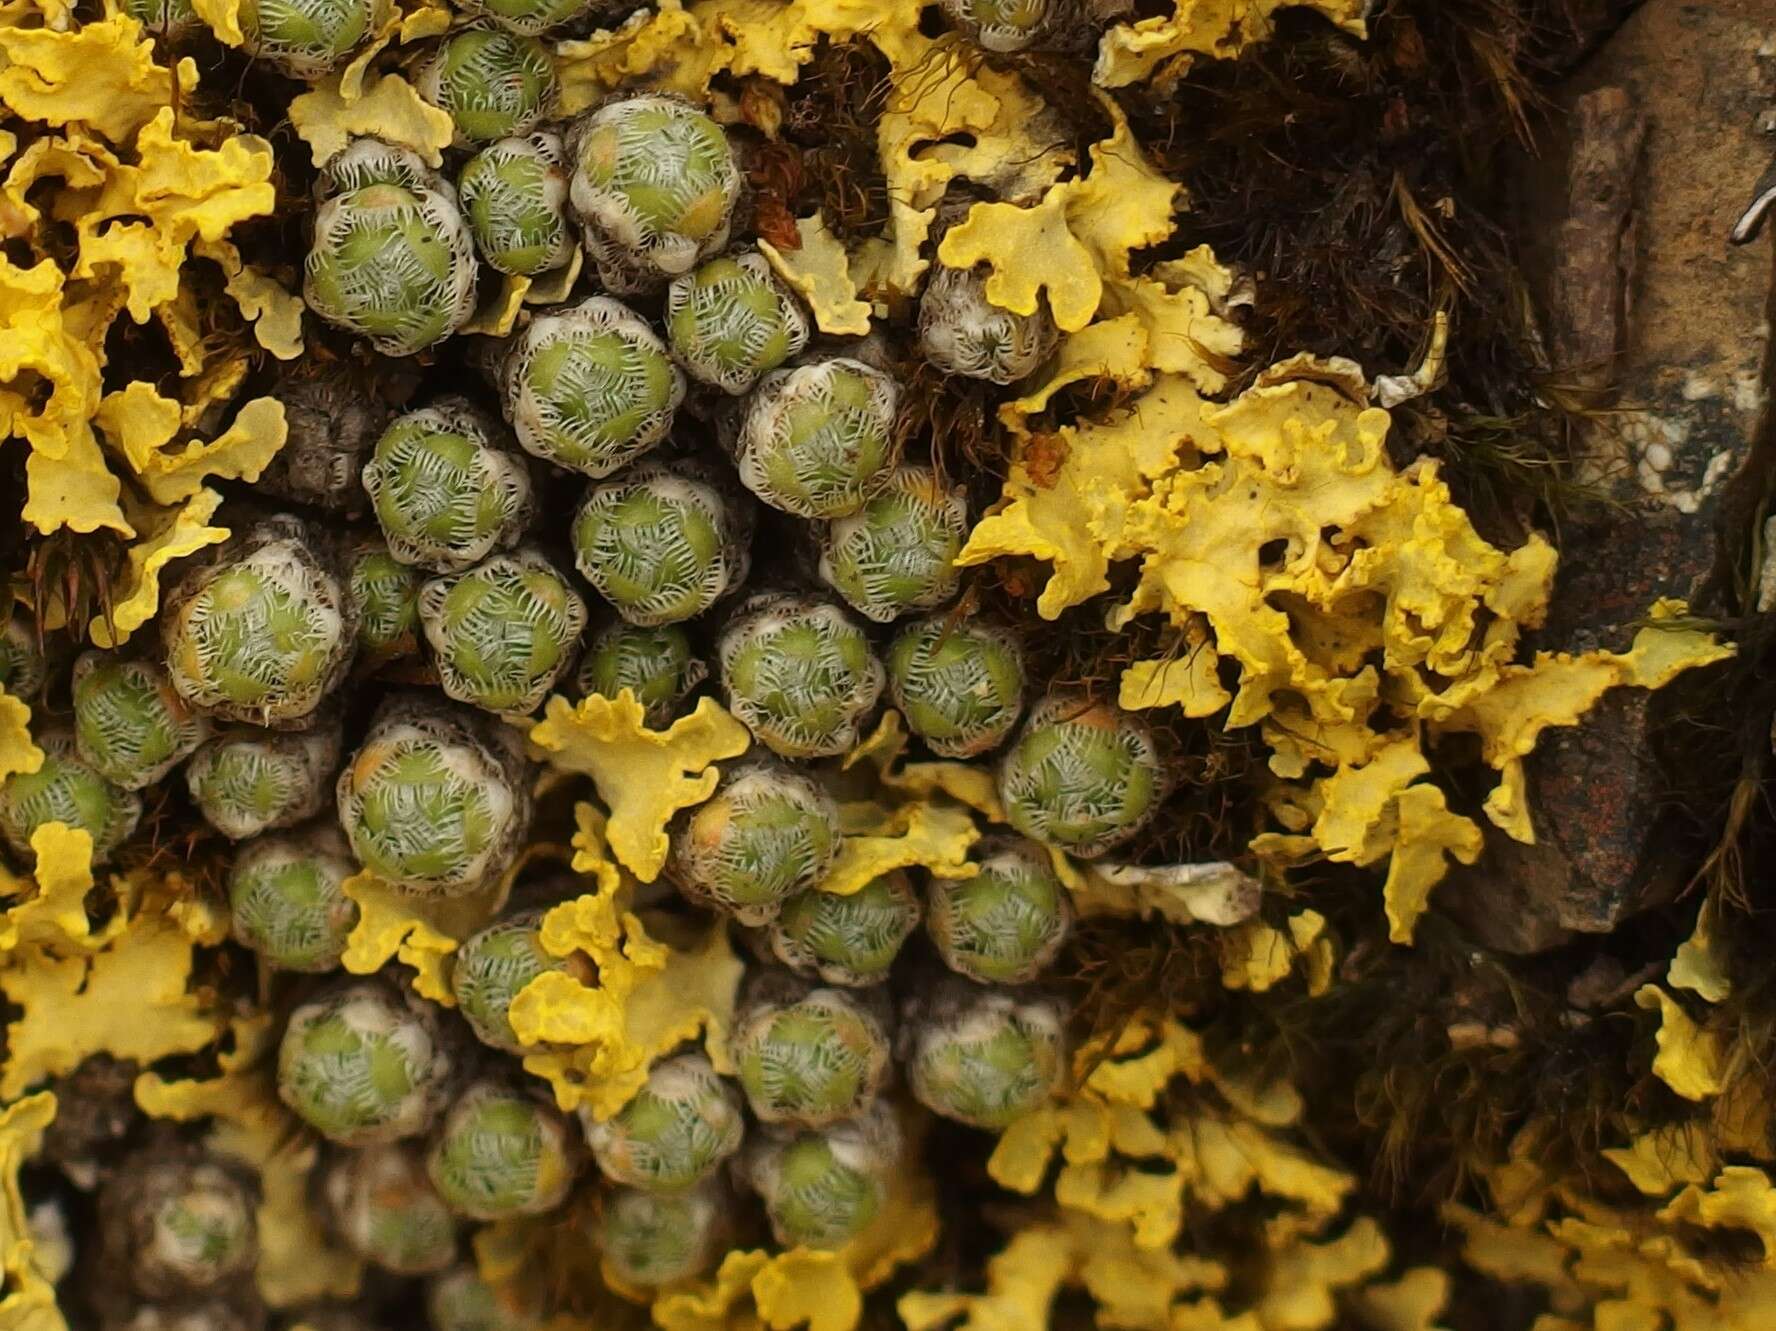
[530,691,752,883]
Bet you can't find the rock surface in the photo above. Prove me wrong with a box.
[1443,0,1775,953]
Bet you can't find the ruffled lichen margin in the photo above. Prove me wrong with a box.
[0,0,1765,1329]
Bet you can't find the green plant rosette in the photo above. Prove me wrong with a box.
[334,694,532,897]
[361,398,535,575]
[240,0,391,77]
[767,871,922,987]
[227,825,361,973]
[579,1051,745,1193]
[418,26,557,145]
[817,465,968,624]
[566,94,740,292]
[425,1080,581,1220]
[926,837,1073,984]
[0,727,142,867]
[161,516,356,728]
[668,759,842,925]
[305,141,478,357]
[596,1177,727,1288]
[276,978,455,1146]
[731,979,891,1128]
[997,693,1167,858]
[905,984,1067,1130]
[185,725,340,841]
[573,621,707,726]
[735,358,901,519]
[570,463,749,627]
[500,295,683,478]
[665,250,810,394]
[458,131,574,276]
[418,548,587,717]
[322,1142,460,1275]
[71,651,208,791]
[717,592,885,759]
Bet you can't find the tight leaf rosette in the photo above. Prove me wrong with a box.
[418,548,587,716]
[903,981,1067,1129]
[428,1266,542,1331]
[739,1101,900,1251]
[938,0,1064,53]
[666,251,811,394]
[227,824,361,973]
[335,694,532,897]
[886,616,1027,758]
[417,26,558,145]
[458,131,574,276]
[736,357,901,519]
[0,613,47,699]
[122,0,203,37]
[362,398,535,574]
[818,465,968,623]
[500,295,683,478]
[927,837,1072,984]
[240,0,391,76]
[570,462,750,627]
[162,515,356,728]
[322,1143,460,1275]
[1,726,142,867]
[345,537,423,663]
[574,621,706,726]
[718,592,885,759]
[668,759,841,925]
[71,652,208,791]
[452,906,591,1053]
[918,261,1058,380]
[731,973,892,1128]
[596,1177,729,1288]
[457,0,586,35]
[997,692,1167,858]
[113,1302,261,1331]
[426,1079,582,1220]
[567,95,741,292]
[306,139,478,357]
[100,1151,259,1301]
[767,872,922,987]
[186,725,341,840]
[263,358,393,516]
[580,1051,744,1193]
[277,977,457,1145]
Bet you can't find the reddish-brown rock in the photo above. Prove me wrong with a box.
[1442,0,1775,953]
